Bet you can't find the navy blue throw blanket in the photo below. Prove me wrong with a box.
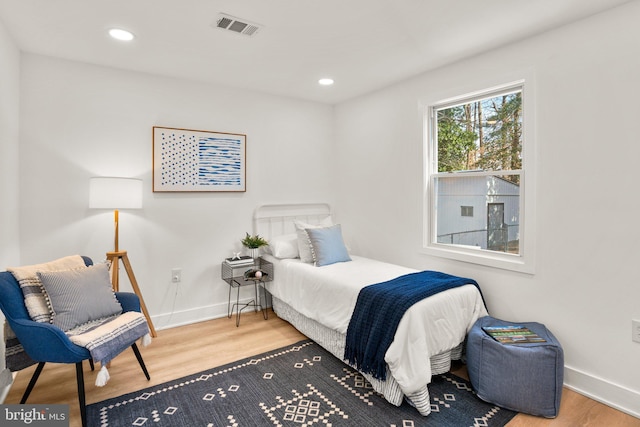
[344,270,482,381]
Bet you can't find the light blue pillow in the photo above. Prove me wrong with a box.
[306,224,351,267]
[294,216,333,263]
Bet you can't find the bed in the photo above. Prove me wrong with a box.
[254,203,488,415]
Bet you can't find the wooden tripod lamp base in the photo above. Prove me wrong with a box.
[107,250,157,338]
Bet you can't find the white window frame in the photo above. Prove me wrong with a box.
[423,79,536,274]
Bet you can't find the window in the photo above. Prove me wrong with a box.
[424,81,535,273]
[461,206,474,217]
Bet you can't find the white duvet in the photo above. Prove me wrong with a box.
[264,255,488,395]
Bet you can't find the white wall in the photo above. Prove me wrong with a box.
[0,15,20,393]
[0,19,20,267]
[18,54,335,329]
[334,1,640,417]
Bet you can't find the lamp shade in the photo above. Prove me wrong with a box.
[89,177,143,209]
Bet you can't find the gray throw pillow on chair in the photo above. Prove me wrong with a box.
[38,263,122,331]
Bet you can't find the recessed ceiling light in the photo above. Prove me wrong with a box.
[318,78,334,86]
[108,28,135,41]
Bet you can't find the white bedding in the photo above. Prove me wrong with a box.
[264,254,488,402]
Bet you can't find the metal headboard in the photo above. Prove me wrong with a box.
[253,203,332,240]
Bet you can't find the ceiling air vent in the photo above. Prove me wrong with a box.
[214,13,262,37]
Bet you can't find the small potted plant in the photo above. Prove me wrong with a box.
[241,232,269,259]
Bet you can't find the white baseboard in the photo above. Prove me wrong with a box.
[564,365,640,419]
[151,298,256,331]
[0,383,11,404]
[0,372,15,404]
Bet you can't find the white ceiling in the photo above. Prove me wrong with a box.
[0,0,633,104]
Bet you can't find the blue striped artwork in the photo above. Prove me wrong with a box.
[198,137,243,186]
[153,127,246,192]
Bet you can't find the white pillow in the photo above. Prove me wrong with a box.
[294,216,333,263]
[266,233,299,259]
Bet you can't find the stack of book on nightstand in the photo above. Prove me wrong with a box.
[225,256,255,267]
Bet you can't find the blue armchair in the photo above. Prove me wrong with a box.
[0,256,150,427]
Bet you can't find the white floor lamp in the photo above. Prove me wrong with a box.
[89,177,157,337]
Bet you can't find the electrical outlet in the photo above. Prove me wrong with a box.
[171,268,182,283]
[633,320,640,343]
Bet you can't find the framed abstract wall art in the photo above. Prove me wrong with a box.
[153,126,246,192]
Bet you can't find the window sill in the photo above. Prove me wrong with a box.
[421,243,535,274]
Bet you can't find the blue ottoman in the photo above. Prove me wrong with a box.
[466,316,564,417]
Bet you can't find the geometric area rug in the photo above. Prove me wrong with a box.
[87,340,517,427]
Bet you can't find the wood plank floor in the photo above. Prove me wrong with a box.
[5,310,640,427]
